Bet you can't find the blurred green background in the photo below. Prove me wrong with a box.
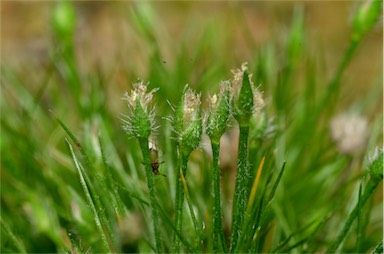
[1,1,382,253]
[2,1,382,111]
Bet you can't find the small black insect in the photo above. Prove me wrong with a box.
[149,147,166,177]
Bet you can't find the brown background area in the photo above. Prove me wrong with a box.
[1,1,382,109]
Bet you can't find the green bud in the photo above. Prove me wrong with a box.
[232,64,254,126]
[369,149,383,182]
[132,101,152,138]
[52,0,76,42]
[206,81,231,143]
[175,85,203,157]
[121,81,158,139]
[231,63,265,127]
[352,0,381,41]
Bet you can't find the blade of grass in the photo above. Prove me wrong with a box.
[267,161,286,203]
[242,157,267,252]
[355,182,364,253]
[317,0,381,117]
[271,219,317,253]
[66,139,112,253]
[155,200,196,253]
[248,161,286,253]
[248,197,265,253]
[327,177,382,253]
[0,215,27,253]
[247,155,265,212]
[98,135,126,220]
[371,241,383,254]
[54,114,115,245]
[180,167,203,253]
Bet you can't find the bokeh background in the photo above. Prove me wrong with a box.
[2,1,382,112]
[1,1,383,253]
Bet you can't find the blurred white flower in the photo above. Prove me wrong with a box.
[329,114,369,155]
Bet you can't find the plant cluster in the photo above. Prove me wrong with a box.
[120,63,269,253]
[1,1,382,253]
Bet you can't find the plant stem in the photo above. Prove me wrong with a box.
[180,167,203,253]
[173,152,189,253]
[138,138,162,253]
[230,125,250,253]
[67,140,112,253]
[211,141,228,253]
[327,178,381,253]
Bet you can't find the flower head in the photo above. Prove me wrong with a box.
[368,147,383,181]
[174,85,203,157]
[205,81,232,143]
[231,63,265,126]
[121,81,158,139]
[329,114,369,155]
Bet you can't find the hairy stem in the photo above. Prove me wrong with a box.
[138,138,162,253]
[173,152,189,253]
[211,141,228,253]
[230,125,250,253]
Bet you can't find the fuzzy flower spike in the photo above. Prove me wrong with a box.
[121,81,163,252]
[232,62,265,126]
[173,85,203,252]
[174,85,203,157]
[206,81,232,144]
[121,81,158,139]
[229,62,265,253]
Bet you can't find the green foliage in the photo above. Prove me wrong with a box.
[1,2,382,254]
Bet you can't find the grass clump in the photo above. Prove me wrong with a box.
[1,1,382,253]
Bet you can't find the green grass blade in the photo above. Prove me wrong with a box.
[155,201,196,253]
[180,168,203,253]
[66,139,113,253]
[371,241,383,254]
[98,135,126,219]
[0,215,27,253]
[55,114,115,246]
[267,161,286,203]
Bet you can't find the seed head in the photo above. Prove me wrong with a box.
[329,114,369,155]
[352,0,381,41]
[231,63,265,126]
[121,81,158,139]
[205,81,232,143]
[175,85,203,157]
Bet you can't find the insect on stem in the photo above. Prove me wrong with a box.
[148,141,166,177]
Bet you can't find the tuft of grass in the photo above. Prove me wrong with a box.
[1,1,382,253]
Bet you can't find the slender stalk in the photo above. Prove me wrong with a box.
[173,152,189,253]
[230,125,250,253]
[67,140,112,253]
[211,141,228,253]
[138,138,162,253]
[99,136,125,219]
[327,178,381,253]
[0,216,26,253]
[55,117,114,241]
[180,167,203,253]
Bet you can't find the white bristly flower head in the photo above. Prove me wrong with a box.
[231,62,265,126]
[121,81,158,139]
